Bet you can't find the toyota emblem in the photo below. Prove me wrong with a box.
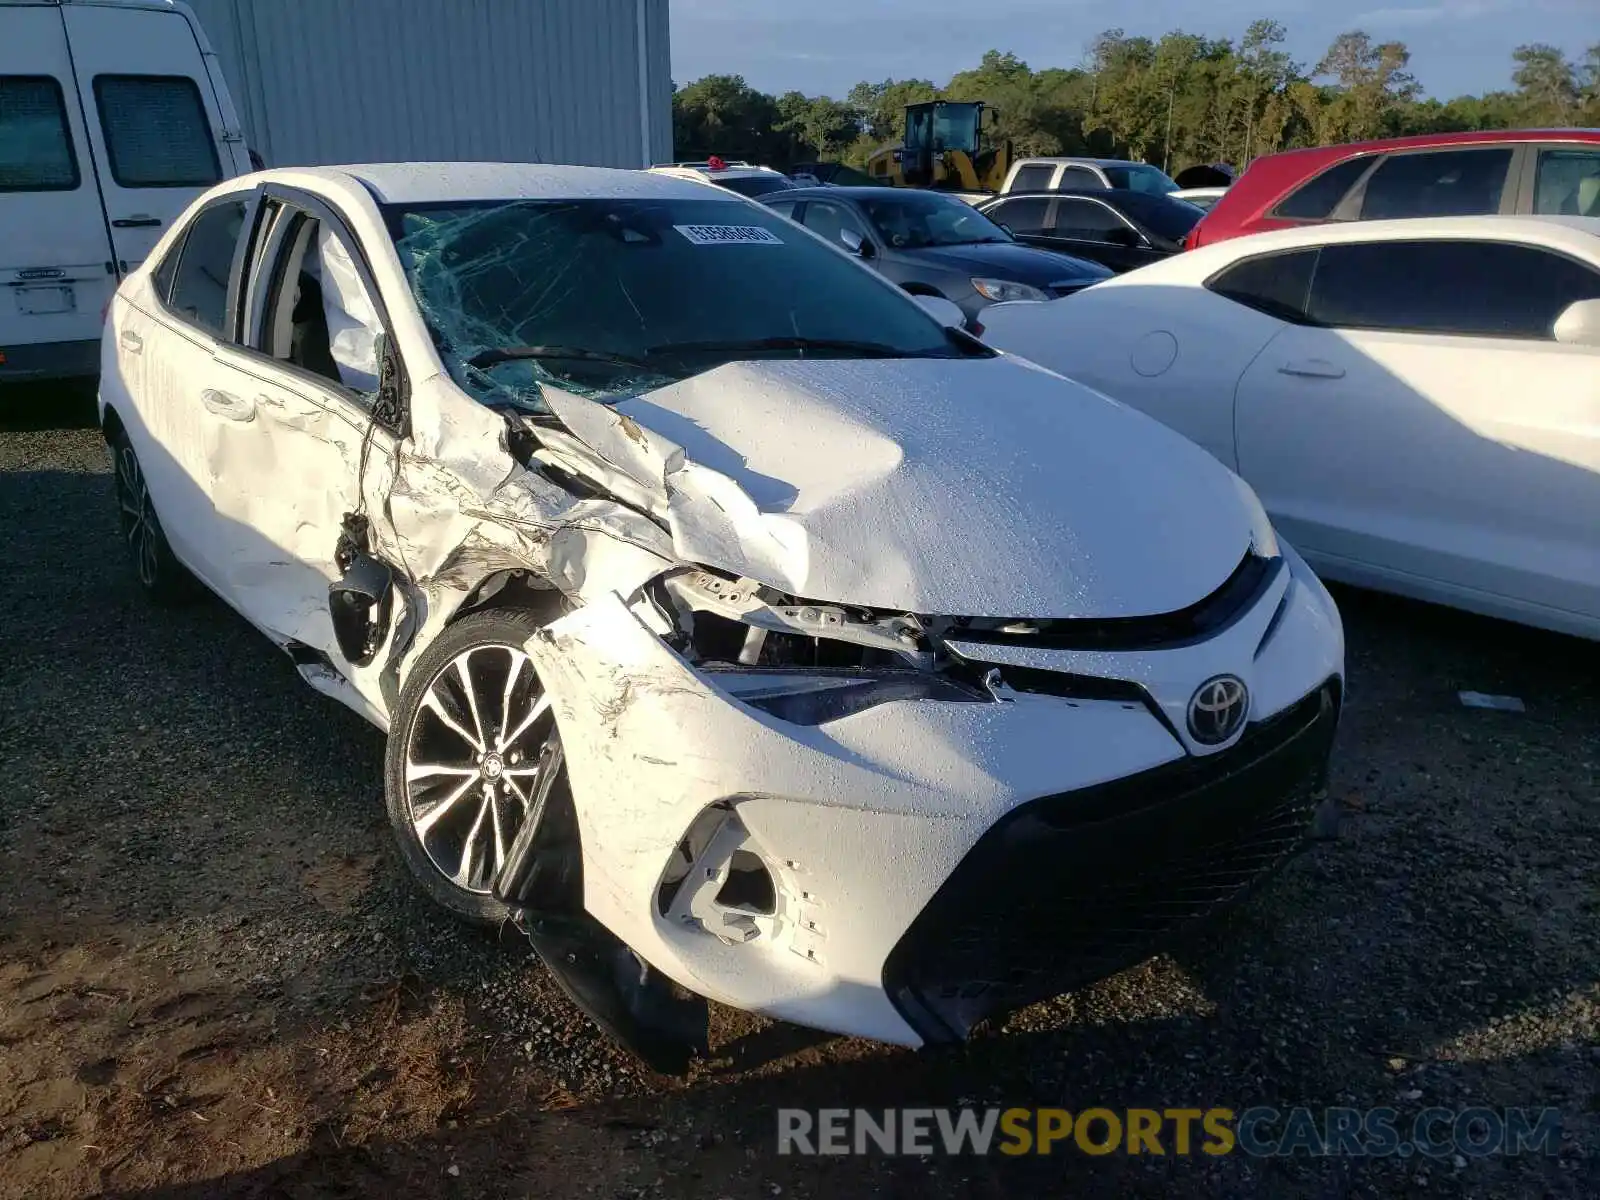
[1187,675,1249,745]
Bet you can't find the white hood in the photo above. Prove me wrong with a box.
[541,355,1257,617]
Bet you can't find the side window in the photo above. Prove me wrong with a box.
[151,231,187,302]
[1052,199,1133,243]
[166,200,246,336]
[1207,249,1317,322]
[1273,156,1373,220]
[1056,166,1103,191]
[1,76,79,191]
[1011,164,1054,192]
[989,197,1049,234]
[93,75,221,188]
[801,201,867,249]
[1357,148,1512,220]
[256,210,383,396]
[1533,149,1600,217]
[766,199,798,220]
[1307,240,1600,339]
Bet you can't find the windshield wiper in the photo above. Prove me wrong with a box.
[467,345,652,370]
[646,336,905,359]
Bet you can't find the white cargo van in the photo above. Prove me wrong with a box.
[1,0,250,382]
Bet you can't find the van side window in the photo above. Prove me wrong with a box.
[92,75,220,189]
[167,201,246,336]
[0,76,80,191]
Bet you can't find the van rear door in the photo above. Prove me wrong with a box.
[0,2,116,374]
[59,1,230,275]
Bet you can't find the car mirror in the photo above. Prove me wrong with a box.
[840,227,872,258]
[1552,298,1600,348]
[912,294,966,329]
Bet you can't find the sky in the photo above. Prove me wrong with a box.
[668,0,1596,103]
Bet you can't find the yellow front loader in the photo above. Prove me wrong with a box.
[864,100,1012,195]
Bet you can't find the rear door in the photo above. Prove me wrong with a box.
[125,192,253,581]
[1339,146,1517,221]
[59,2,230,276]
[1044,197,1151,272]
[0,5,115,359]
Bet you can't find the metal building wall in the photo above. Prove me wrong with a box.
[185,0,671,169]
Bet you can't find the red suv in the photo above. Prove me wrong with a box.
[1188,129,1600,248]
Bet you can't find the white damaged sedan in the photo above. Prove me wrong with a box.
[100,163,1344,1069]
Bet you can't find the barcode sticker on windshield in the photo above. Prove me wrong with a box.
[674,224,784,246]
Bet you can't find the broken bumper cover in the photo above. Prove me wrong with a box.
[885,679,1338,1042]
[523,544,1343,1047]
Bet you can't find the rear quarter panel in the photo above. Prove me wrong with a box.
[981,280,1286,469]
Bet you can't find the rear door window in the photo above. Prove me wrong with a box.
[93,75,221,188]
[1207,249,1317,321]
[1306,239,1600,339]
[1272,156,1373,220]
[988,197,1049,233]
[1010,164,1054,192]
[1357,149,1512,220]
[166,199,246,336]
[1051,198,1133,242]
[1533,148,1600,217]
[0,76,79,191]
[1056,166,1103,190]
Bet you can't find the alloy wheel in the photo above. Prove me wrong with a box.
[403,644,557,894]
[115,445,160,588]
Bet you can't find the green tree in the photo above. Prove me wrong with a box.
[1511,44,1578,123]
[671,24,1592,173]
[1313,31,1418,142]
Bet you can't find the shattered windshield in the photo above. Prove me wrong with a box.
[386,197,958,411]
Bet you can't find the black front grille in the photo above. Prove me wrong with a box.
[882,681,1341,1043]
[950,551,1280,653]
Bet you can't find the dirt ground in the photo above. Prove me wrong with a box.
[1,384,1596,1199]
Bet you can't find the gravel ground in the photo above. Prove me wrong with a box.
[1,384,1596,1199]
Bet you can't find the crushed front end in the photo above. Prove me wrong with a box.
[512,539,1344,1058]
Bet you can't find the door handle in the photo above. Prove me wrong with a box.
[112,216,162,229]
[1278,358,1345,379]
[119,329,143,354]
[200,389,256,422]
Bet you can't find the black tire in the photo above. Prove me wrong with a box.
[384,607,565,925]
[108,427,193,604]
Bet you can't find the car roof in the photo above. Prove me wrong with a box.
[253,162,726,206]
[648,163,785,180]
[772,186,975,202]
[1013,157,1163,169]
[1093,214,1600,287]
[984,187,1192,212]
[1249,127,1600,166]
[1206,128,1600,231]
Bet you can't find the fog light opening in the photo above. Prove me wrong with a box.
[715,850,776,915]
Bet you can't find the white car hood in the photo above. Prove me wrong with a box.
[540,355,1255,617]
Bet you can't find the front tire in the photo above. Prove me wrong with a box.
[384,608,564,925]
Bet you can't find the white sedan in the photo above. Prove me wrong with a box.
[100,162,1343,1069]
[982,215,1600,641]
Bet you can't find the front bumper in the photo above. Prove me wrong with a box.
[886,679,1338,1042]
[523,543,1344,1046]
